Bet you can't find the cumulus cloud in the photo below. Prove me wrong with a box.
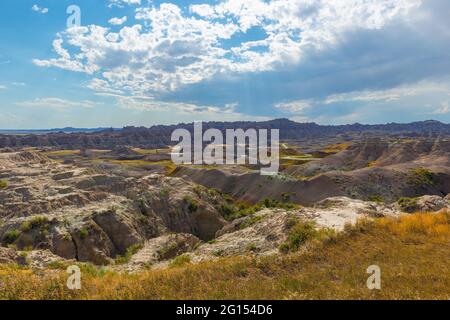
[108,0,141,8]
[32,0,450,123]
[31,4,48,14]
[275,100,313,113]
[430,102,450,115]
[34,1,418,96]
[109,16,128,25]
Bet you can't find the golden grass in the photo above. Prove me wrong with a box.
[0,212,449,300]
[378,210,450,241]
[106,159,171,167]
[43,150,81,156]
[131,148,172,155]
[321,142,351,154]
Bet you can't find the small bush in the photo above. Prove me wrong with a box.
[212,249,225,257]
[408,167,436,187]
[279,219,321,253]
[169,254,191,268]
[246,243,259,252]
[262,198,297,210]
[219,204,237,219]
[193,186,204,196]
[344,218,375,236]
[20,221,32,232]
[78,228,89,240]
[286,220,318,250]
[3,229,21,244]
[20,216,50,232]
[183,196,199,213]
[281,192,291,202]
[368,195,384,203]
[157,242,179,260]
[398,197,419,213]
[115,243,143,265]
[240,215,264,229]
[0,180,8,189]
[47,261,70,270]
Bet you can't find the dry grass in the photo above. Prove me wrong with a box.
[321,142,351,154]
[42,150,81,157]
[131,148,171,155]
[0,212,449,300]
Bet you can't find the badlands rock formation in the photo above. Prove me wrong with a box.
[0,151,228,265]
[0,150,449,270]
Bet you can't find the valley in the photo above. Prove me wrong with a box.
[0,120,449,299]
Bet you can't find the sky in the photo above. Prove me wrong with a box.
[0,0,450,129]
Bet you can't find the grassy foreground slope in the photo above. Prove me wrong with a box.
[0,212,449,300]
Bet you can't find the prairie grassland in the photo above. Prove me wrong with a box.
[131,148,172,155]
[0,211,448,300]
[321,142,351,154]
[42,150,81,157]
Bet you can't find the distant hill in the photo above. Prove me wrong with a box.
[0,127,115,135]
[1,119,449,149]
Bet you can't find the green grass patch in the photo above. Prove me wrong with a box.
[0,180,8,189]
[115,244,144,265]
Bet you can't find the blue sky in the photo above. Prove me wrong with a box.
[0,0,450,129]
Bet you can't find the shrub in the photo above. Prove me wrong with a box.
[343,218,375,236]
[279,220,318,253]
[286,220,318,250]
[240,215,264,229]
[183,196,199,213]
[281,192,291,202]
[261,198,297,210]
[246,243,259,252]
[21,216,50,232]
[20,221,32,232]
[193,186,204,196]
[212,249,225,257]
[115,243,143,265]
[78,228,89,240]
[157,242,179,260]
[218,204,236,219]
[407,167,436,187]
[398,197,419,213]
[3,229,21,244]
[0,180,8,189]
[368,195,384,203]
[169,254,191,268]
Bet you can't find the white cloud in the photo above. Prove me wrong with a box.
[31,4,48,14]
[323,82,450,105]
[430,102,450,115]
[11,82,26,86]
[108,0,141,8]
[33,0,422,115]
[0,85,7,90]
[16,98,102,109]
[109,16,128,25]
[275,100,313,113]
